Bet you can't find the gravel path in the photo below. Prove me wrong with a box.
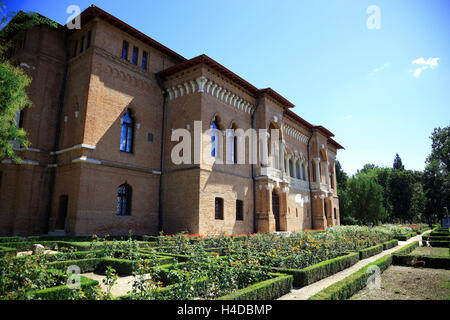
[278,232,426,300]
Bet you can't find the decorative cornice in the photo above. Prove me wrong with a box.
[283,124,308,144]
[166,76,255,115]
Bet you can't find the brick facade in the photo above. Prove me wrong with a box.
[0,6,343,236]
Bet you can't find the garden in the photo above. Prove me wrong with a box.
[0,224,433,300]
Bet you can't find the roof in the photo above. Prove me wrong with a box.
[77,5,186,62]
[157,54,260,95]
[328,137,345,150]
[285,109,314,130]
[313,125,334,138]
[157,54,295,109]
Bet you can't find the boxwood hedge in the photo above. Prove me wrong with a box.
[308,254,393,300]
[29,276,99,300]
[354,243,384,260]
[216,273,293,300]
[269,252,360,287]
[382,239,398,250]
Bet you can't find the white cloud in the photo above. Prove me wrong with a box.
[411,57,440,77]
[369,62,390,77]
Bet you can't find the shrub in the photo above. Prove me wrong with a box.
[270,252,360,287]
[382,239,398,250]
[309,254,393,300]
[216,273,293,300]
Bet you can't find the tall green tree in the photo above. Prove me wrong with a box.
[0,3,57,162]
[393,153,405,170]
[423,126,450,224]
[335,160,348,191]
[345,172,387,225]
[388,169,415,222]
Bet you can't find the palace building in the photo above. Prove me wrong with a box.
[0,5,344,236]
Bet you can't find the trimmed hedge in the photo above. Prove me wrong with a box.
[270,252,360,287]
[422,240,450,248]
[392,254,450,269]
[0,236,25,243]
[0,241,61,251]
[309,254,393,300]
[118,276,209,300]
[393,240,419,256]
[394,232,415,241]
[0,246,18,258]
[216,273,293,300]
[46,256,176,274]
[422,236,450,241]
[29,276,99,300]
[355,243,383,260]
[382,239,398,250]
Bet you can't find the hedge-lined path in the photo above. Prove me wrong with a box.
[278,232,427,300]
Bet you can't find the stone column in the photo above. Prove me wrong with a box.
[260,131,269,167]
[304,162,309,181]
[286,155,291,177]
[314,158,321,183]
[279,140,285,173]
[292,158,297,179]
[325,161,330,186]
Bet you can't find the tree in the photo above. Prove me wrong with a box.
[0,62,31,162]
[393,153,405,170]
[335,160,348,191]
[423,126,450,225]
[0,3,57,162]
[345,172,387,225]
[356,163,377,176]
[388,169,415,222]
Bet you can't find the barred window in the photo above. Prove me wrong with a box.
[215,197,224,220]
[236,200,243,221]
[117,184,132,216]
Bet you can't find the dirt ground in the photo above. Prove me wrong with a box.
[350,266,450,300]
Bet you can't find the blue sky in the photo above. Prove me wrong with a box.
[3,0,449,175]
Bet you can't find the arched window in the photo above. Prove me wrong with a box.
[117,184,132,216]
[229,123,238,163]
[120,109,134,153]
[296,161,301,179]
[211,117,220,157]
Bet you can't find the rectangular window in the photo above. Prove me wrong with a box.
[215,198,224,220]
[73,40,78,57]
[236,200,243,221]
[132,46,139,65]
[142,51,148,70]
[86,31,91,49]
[80,36,85,53]
[122,41,129,61]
